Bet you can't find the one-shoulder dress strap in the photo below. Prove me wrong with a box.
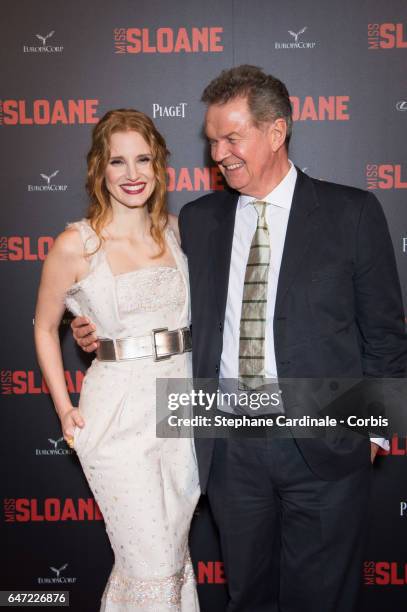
[66,218,102,271]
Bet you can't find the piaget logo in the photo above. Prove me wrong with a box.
[152,102,188,119]
[114,27,224,54]
[396,100,407,111]
[23,31,63,53]
[27,170,68,192]
[275,26,317,49]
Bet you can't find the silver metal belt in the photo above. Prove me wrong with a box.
[96,327,192,362]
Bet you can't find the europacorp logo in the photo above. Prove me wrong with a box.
[38,563,77,585]
[23,31,63,53]
[35,436,74,456]
[27,170,68,192]
[275,26,317,49]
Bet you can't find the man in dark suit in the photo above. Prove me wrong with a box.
[72,65,406,611]
[177,65,407,611]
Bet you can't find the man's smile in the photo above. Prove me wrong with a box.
[222,161,245,171]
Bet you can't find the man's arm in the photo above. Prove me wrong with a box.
[354,191,407,377]
[354,192,407,459]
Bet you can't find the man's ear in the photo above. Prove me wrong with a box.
[269,118,287,152]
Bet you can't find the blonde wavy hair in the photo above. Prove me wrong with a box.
[86,108,169,255]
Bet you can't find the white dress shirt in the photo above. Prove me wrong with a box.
[219,161,388,450]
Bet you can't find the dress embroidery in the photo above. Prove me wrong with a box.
[116,267,185,315]
[105,556,196,606]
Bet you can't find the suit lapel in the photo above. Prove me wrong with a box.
[209,191,239,322]
[275,169,320,315]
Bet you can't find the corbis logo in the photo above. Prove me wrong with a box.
[364,561,407,585]
[0,236,54,261]
[275,26,317,49]
[290,96,350,121]
[152,103,188,119]
[4,498,102,523]
[167,167,224,192]
[197,561,226,584]
[0,99,99,125]
[368,23,407,50]
[113,27,224,54]
[396,100,407,111]
[23,30,63,53]
[35,437,74,457]
[0,370,83,395]
[27,170,68,192]
[366,164,407,190]
[377,434,407,456]
[37,563,76,585]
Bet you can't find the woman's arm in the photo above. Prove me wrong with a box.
[34,228,86,440]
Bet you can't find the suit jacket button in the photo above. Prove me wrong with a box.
[219,322,223,332]
[215,365,219,373]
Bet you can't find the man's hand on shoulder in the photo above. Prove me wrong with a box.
[71,316,99,352]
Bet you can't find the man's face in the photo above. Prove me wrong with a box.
[205,96,277,198]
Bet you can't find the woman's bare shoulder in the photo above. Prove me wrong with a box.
[51,226,84,259]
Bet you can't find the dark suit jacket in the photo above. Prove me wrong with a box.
[179,169,407,491]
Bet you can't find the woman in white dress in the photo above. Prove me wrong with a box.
[34,109,200,611]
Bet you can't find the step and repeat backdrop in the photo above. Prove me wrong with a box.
[1,0,406,610]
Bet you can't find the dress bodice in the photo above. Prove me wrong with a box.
[115,266,185,317]
[64,219,190,339]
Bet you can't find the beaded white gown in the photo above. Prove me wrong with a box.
[64,220,200,611]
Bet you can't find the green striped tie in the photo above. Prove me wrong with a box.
[238,200,270,390]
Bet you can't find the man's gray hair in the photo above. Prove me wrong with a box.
[201,65,293,146]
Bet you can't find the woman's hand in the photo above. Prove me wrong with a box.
[61,407,85,448]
